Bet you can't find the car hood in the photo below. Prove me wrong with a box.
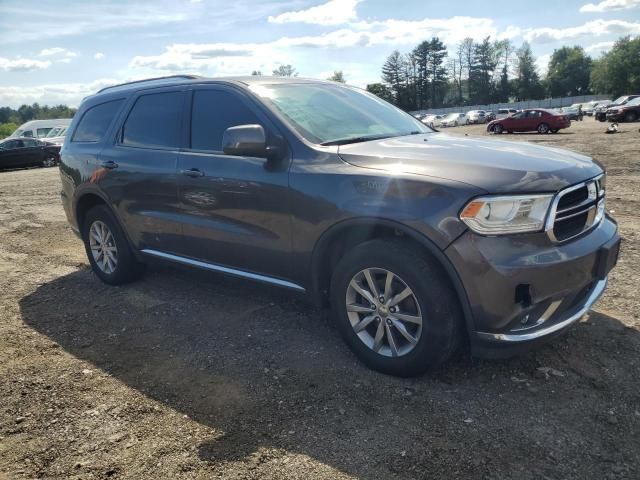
[337,133,602,193]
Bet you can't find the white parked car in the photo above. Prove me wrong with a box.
[43,126,68,146]
[495,108,518,119]
[10,119,72,139]
[465,110,487,124]
[439,113,467,127]
[422,114,443,128]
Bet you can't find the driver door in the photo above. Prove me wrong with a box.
[176,86,292,280]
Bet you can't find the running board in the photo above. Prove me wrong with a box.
[141,249,306,292]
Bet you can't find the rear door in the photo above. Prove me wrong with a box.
[97,88,186,254]
[176,85,292,280]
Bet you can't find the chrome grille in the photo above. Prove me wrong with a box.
[546,174,606,242]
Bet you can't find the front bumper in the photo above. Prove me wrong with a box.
[606,112,625,122]
[445,215,619,357]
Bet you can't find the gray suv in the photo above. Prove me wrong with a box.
[60,75,620,376]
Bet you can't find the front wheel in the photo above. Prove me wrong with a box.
[330,239,462,377]
[493,124,504,134]
[537,123,550,134]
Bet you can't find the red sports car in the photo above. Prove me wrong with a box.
[487,109,571,134]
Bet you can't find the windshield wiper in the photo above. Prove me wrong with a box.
[320,131,423,147]
[320,134,395,146]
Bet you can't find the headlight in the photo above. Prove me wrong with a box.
[460,194,553,235]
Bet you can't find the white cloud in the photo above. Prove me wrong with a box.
[524,19,640,43]
[0,78,120,108]
[580,0,640,13]
[130,15,519,75]
[94,52,105,60]
[39,47,77,58]
[535,54,551,76]
[1,4,188,44]
[269,0,361,26]
[585,40,616,52]
[39,47,65,56]
[0,57,51,72]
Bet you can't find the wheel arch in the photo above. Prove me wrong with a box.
[310,218,475,336]
[74,191,140,257]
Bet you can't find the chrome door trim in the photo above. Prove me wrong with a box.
[141,249,306,292]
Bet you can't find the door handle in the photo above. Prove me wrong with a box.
[100,161,119,169]
[180,168,204,178]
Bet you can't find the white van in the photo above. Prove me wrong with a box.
[11,119,72,139]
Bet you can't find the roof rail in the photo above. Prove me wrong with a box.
[96,75,203,94]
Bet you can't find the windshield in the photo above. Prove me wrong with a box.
[624,97,640,107]
[250,83,431,145]
[445,113,460,119]
[45,127,66,138]
[612,96,628,104]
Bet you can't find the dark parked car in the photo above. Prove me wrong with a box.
[0,137,59,170]
[487,109,571,134]
[605,96,640,122]
[60,75,620,376]
[594,95,640,121]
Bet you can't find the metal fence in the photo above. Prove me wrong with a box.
[410,95,611,116]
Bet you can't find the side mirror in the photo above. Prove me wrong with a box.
[222,124,267,158]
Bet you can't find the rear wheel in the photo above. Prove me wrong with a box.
[537,123,550,134]
[625,111,638,122]
[330,239,462,377]
[82,205,145,285]
[42,153,57,168]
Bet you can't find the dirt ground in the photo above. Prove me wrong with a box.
[1,119,639,480]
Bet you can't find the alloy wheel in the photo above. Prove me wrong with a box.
[345,268,423,358]
[89,220,118,274]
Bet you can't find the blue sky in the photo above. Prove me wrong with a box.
[0,0,639,107]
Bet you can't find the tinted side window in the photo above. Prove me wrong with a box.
[191,90,260,151]
[23,139,39,147]
[122,92,183,149]
[73,99,124,142]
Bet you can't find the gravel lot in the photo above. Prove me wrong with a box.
[1,119,639,480]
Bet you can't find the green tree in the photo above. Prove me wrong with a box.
[0,122,19,139]
[590,36,640,97]
[327,70,346,83]
[382,50,411,108]
[366,83,394,103]
[513,42,545,100]
[272,65,297,77]
[494,40,514,102]
[412,41,431,109]
[427,37,448,108]
[251,70,262,76]
[469,37,497,104]
[546,46,592,97]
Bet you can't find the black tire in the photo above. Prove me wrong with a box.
[537,123,550,134]
[493,123,504,134]
[625,111,638,122]
[330,239,463,377]
[82,205,145,285]
[42,153,58,168]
